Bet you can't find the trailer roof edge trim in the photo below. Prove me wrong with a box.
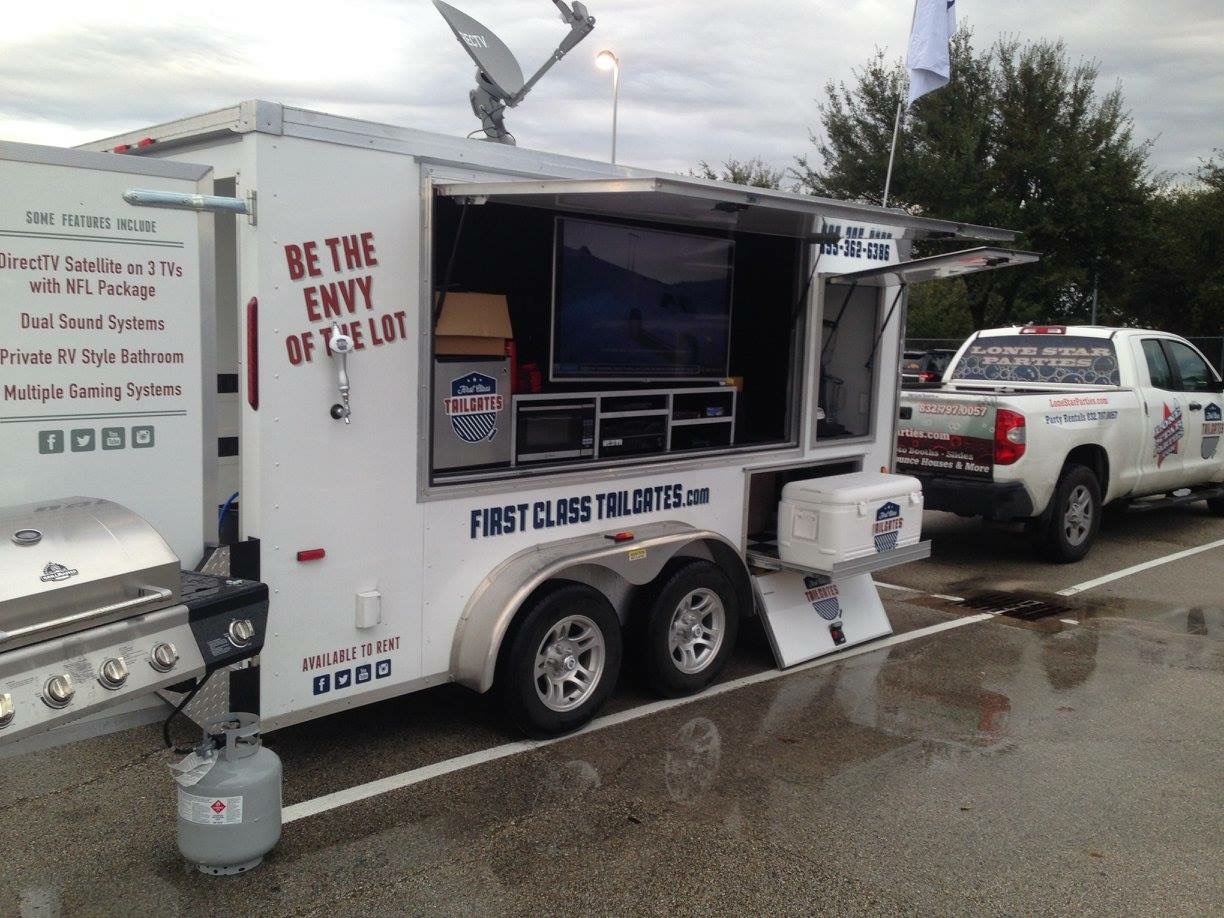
[826,247,1040,286]
[434,177,1018,243]
[1,140,211,180]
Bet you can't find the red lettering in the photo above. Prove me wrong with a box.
[301,240,322,277]
[323,236,342,272]
[342,234,361,270]
[380,311,397,341]
[304,287,322,322]
[286,334,304,366]
[356,275,374,310]
[319,283,341,318]
[284,244,306,281]
[361,232,377,266]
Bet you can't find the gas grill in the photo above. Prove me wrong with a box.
[0,498,268,744]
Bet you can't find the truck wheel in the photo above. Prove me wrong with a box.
[1206,497,1224,517]
[1037,464,1101,563]
[639,560,740,697]
[497,583,622,737]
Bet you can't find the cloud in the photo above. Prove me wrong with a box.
[0,0,1219,180]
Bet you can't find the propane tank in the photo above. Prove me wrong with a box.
[172,713,282,875]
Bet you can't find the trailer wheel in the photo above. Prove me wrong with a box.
[497,583,622,737]
[1206,496,1224,517]
[639,560,740,697]
[1036,464,1101,563]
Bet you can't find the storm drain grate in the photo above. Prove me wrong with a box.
[962,591,1073,621]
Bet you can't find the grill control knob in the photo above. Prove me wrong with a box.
[149,642,179,673]
[43,673,75,708]
[0,693,13,728]
[227,618,256,648]
[98,657,129,690]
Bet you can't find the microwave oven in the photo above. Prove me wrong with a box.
[515,399,596,463]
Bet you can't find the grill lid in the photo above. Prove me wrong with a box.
[0,497,180,652]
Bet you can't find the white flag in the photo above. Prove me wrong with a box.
[906,0,957,107]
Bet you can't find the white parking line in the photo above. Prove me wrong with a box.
[877,581,964,603]
[282,610,995,824]
[874,581,915,592]
[286,536,1224,823]
[1057,536,1224,596]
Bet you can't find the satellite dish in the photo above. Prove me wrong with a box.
[433,0,524,99]
[433,0,597,145]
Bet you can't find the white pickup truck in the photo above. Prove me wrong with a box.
[897,325,1224,561]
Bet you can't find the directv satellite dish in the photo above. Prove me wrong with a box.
[433,0,596,145]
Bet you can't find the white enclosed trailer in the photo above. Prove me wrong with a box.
[3,101,1031,738]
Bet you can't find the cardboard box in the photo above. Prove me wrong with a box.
[435,292,513,356]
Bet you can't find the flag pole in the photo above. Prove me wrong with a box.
[882,0,920,208]
[881,101,903,208]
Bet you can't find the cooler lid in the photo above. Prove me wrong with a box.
[781,472,921,506]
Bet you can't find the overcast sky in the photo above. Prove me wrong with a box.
[2,1,1221,183]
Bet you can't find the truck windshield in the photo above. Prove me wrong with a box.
[951,335,1120,386]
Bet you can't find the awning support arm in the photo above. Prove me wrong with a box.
[865,284,907,370]
[434,199,470,325]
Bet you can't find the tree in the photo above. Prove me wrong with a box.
[1124,153,1224,340]
[694,157,786,189]
[797,30,1155,331]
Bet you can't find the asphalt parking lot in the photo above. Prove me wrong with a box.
[3,506,1222,917]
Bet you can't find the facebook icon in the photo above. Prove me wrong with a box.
[312,673,331,695]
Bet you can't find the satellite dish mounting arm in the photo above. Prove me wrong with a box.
[506,1,596,106]
[436,0,596,145]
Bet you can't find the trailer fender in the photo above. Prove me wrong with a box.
[450,521,751,693]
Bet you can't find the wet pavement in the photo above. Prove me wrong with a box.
[3,511,1223,916]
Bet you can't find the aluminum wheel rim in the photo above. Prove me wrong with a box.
[1063,484,1093,547]
[534,614,605,712]
[668,588,726,675]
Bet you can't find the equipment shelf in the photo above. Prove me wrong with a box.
[745,539,931,582]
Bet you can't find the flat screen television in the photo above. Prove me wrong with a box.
[551,217,734,380]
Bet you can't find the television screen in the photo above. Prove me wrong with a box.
[552,218,734,380]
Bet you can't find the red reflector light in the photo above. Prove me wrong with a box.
[610,531,635,542]
[112,144,131,153]
[919,371,939,382]
[994,409,1027,465]
[296,548,326,562]
[1020,325,1066,335]
[245,297,259,410]
[136,137,156,148]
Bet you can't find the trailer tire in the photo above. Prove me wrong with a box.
[639,560,740,697]
[1036,464,1101,563]
[1206,497,1224,517]
[497,582,622,738]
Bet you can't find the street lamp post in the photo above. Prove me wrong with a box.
[595,49,620,164]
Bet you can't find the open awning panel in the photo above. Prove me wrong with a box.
[825,247,1040,287]
[433,177,1019,243]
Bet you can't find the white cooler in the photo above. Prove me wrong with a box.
[777,471,923,571]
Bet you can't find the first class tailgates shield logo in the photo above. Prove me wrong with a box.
[874,501,902,553]
[445,372,503,443]
[803,576,842,622]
